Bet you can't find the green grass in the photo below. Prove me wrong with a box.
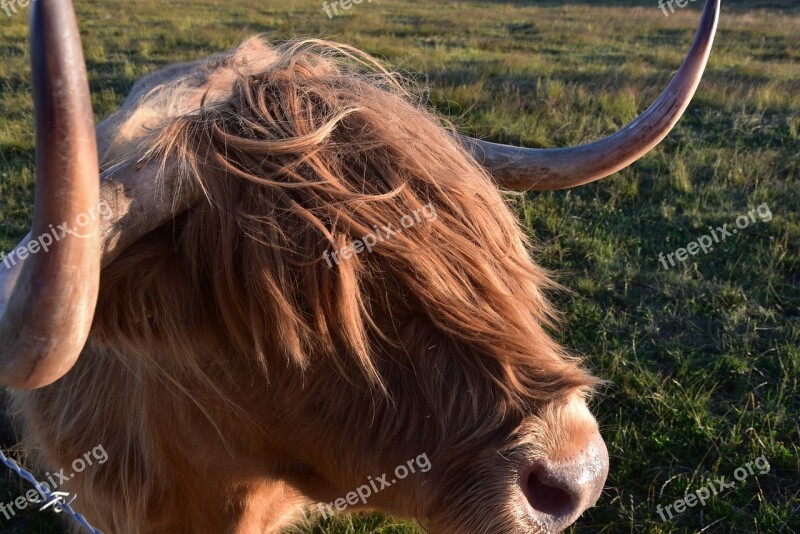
[0,0,798,532]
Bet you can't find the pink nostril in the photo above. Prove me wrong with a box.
[526,464,576,518]
[519,436,609,532]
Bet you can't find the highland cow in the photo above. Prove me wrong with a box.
[0,0,719,532]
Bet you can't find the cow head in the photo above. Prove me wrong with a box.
[0,1,719,532]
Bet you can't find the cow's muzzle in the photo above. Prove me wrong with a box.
[518,432,609,532]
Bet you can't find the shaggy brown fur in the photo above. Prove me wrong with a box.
[13,37,601,533]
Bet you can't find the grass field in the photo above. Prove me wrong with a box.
[0,0,798,532]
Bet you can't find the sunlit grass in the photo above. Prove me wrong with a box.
[0,1,797,532]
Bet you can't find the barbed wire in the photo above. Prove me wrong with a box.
[0,448,102,534]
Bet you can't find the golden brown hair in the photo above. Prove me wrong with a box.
[140,38,595,398]
[14,38,598,533]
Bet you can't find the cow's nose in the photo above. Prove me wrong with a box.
[519,434,609,532]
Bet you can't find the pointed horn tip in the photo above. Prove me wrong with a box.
[466,0,720,191]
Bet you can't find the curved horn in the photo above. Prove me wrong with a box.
[0,0,100,388]
[96,159,199,268]
[464,0,720,190]
[0,1,201,390]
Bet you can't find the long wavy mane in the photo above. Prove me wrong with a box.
[132,37,595,394]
